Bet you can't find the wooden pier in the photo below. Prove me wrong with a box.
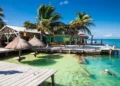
[101,49,119,56]
[0,61,56,86]
[0,45,119,56]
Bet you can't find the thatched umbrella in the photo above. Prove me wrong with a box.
[29,35,45,57]
[5,35,32,62]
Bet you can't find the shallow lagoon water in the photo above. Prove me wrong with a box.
[3,39,120,86]
[19,54,120,86]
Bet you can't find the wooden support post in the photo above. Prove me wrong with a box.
[51,74,55,86]
[69,50,71,54]
[5,52,8,57]
[117,51,119,56]
[109,50,112,56]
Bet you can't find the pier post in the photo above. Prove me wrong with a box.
[5,52,8,57]
[117,51,119,56]
[69,50,71,54]
[51,74,55,86]
[109,49,112,56]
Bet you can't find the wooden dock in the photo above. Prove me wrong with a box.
[0,61,56,86]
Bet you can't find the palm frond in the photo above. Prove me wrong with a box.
[84,22,95,26]
[0,8,3,11]
[45,6,54,19]
[79,25,91,35]
[0,13,4,17]
[50,13,61,22]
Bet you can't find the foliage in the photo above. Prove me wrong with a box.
[36,4,66,35]
[69,12,95,35]
[23,21,37,29]
[0,7,5,29]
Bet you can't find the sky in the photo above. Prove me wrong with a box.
[0,0,120,39]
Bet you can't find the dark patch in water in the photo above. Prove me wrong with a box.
[90,74,97,79]
[37,54,63,59]
[21,54,63,66]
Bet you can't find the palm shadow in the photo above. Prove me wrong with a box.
[37,54,63,59]
[21,58,56,66]
[0,70,23,75]
[21,54,63,66]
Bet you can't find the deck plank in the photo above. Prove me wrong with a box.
[0,66,30,82]
[25,70,56,86]
[13,69,50,86]
[0,61,56,86]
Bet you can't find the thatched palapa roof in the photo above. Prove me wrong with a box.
[73,31,88,39]
[29,35,45,47]
[5,36,32,49]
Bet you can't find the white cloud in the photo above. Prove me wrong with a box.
[60,0,69,5]
[104,34,112,37]
[64,1,68,4]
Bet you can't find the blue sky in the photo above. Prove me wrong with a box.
[1,0,120,39]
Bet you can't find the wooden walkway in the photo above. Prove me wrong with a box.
[0,61,56,86]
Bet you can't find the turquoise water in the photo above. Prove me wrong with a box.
[82,55,120,86]
[102,39,120,48]
[22,54,120,86]
[6,39,120,86]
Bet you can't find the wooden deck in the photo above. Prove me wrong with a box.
[0,61,56,86]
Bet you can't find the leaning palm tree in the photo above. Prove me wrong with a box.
[36,4,65,35]
[70,12,94,35]
[0,7,5,29]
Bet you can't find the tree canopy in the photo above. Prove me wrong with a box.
[36,4,65,35]
[0,7,5,29]
[23,21,37,29]
[69,12,94,35]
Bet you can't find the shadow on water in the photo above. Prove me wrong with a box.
[39,81,64,86]
[21,54,63,66]
[0,70,23,75]
[90,74,97,79]
[21,58,56,66]
[37,54,63,59]
[85,59,90,65]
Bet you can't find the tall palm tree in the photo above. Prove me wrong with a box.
[0,7,5,29]
[36,4,65,35]
[70,12,94,35]
[23,21,36,29]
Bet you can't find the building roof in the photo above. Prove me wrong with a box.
[0,25,40,33]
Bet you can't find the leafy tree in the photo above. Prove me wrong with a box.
[0,7,5,29]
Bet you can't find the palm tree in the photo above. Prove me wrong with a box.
[69,12,94,35]
[36,4,65,35]
[0,7,5,29]
[23,21,36,29]
[36,4,66,44]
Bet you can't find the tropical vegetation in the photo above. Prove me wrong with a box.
[69,12,94,35]
[36,4,65,35]
[23,21,37,29]
[0,7,5,29]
